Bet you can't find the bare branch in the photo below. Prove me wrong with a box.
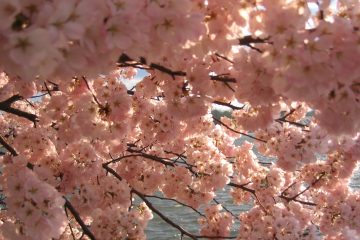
[64,206,77,240]
[118,53,236,84]
[64,197,96,240]
[0,134,18,156]
[228,182,268,215]
[213,100,244,110]
[144,194,205,217]
[279,172,325,206]
[238,35,271,52]
[214,53,234,64]
[276,108,309,129]
[213,198,237,219]
[213,117,267,143]
[126,148,175,167]
[0,95,38,124]
[103,163,236,239]
[103,153,143,167]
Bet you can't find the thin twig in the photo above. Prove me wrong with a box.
[228,182,268,214]
[103,154,143,167]
[144,194,205,217]
[213,198,237,219]
[213,117,267,143]
[64,206,77,240]
[214,53,234,64]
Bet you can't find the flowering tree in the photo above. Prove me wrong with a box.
[0,0,359,239]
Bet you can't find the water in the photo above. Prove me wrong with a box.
[144,168,360,240]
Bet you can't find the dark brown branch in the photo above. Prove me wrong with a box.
[228,182,255,194]
[164,150,188,164]
[229,180,317,207]
[0,95,38,124]
[276,108,309,128]
[103,164,236,239]
[213,198,237,219]
[228,182,268,214]
[279,172,325,206]
[40,81,59,95]
[238,35,271,53]
[213,101,244,110]
[126,148,175,167]
[133,189,197,239]
[214,53,234,64]
[118,53,236,84]
[82,77,103,108]
[64,206,77,240]
[144,194,205,217]
[126,148,202,177]
[0,134,33,169]
[0,95,22,105]
[101,164,197,239]
[213,117,267,143]
[209,75,236,83]
[291,199,316,206]
[118,54,185,80]
[149,62,186,79]
[103,164,124,191]
[64,197,96,240]
[0,134,18,156]
[133,188,236,239]
[127,89,135,95]
[239,36,270,45]
[44,82,52,96]
[24,99,35,108]
[126,88,239,108]
[164,150,187,159]
[276,119,309,128]
[103,154,143,167]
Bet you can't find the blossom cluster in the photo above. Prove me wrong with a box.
[0,0,359,240]
[0,158,66,240]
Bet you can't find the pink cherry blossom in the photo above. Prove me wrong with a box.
[0,1,359,239]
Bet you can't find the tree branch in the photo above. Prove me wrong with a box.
[118,53,236,83]
[126,148,175,167]
[0,134,18,156]
[212,100,244,110]
[279,172,325,206]
[103,164,236,239]
[0,135,90,238]
[213,198,237,219]
[275,108,309,128]
[0,95,38,124]
[238,35,271,53]
[228,182,268,214]
[213,117,267,143]
[143,194,205,217]
[64,197,96,240]
[64,206,77,240]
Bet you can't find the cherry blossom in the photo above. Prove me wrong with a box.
[0,0,359,240]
